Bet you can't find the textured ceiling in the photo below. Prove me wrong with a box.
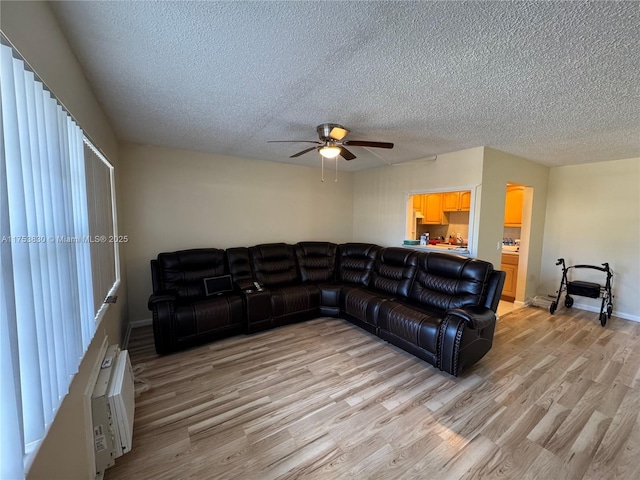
[50,1,639,171]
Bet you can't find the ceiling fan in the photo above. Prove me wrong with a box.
[268,123,394,161]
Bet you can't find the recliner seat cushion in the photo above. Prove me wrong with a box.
[270,284,321,318]
[174,296,244,338]
[340,286,394,327]
[378,301,444,354]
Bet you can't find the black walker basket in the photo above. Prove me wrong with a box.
[549,258,614,326]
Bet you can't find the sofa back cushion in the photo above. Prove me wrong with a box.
[336,243,381,286]
[249,243,299,287]
[227,247,254,290]
[156,248,227,299]
[409,252,493,311]
[369,247,418,297]
[295,242,338,283]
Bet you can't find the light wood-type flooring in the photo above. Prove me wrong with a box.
[106,307,640,479]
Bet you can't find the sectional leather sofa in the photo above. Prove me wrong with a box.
[148,242,505,376]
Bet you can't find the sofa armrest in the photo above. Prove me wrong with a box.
[241,288,272,333]
[446,306,496,330]
[439,306,497,376]
[148,293,176,310]
[147,293,177,354]
[234,279,255,291]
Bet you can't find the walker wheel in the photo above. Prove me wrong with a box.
[600,312,607,326]
[565,296,574,308]
[549,301,557,314]
[607,304,613,318]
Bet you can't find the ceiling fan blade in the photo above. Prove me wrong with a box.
[268,140,321,144]
[344,140,394,149]
[340,147,356,161]
[290,146,318,158]
[329,127,349,141]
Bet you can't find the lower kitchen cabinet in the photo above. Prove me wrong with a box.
[500,253,519,301]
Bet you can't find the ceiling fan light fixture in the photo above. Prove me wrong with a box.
[319,145,341,159]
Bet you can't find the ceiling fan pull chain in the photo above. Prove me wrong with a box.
[335,157,338,182]
[321,155,325,182]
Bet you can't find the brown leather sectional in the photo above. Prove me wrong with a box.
[148,242,505,376]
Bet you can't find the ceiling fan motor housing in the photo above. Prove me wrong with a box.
[317,123,347,141]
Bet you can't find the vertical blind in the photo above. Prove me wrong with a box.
[1,39,119,479]
[84,140,119,321]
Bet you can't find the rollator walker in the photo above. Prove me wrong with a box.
[549,258,613,326]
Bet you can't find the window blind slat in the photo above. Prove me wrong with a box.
[1,44,28,479]
[8,52,46,448]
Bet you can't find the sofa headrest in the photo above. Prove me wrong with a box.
[226,247,253,290]
[156,248,227,298]
[249,243,299,287]
[369,247,418,297]
[295,242,337,283]
[337,243,381,286]
[409,252,493,311]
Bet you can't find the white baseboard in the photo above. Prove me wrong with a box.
[570,301,640,323]
[123,319,152,349]
[122,324,132,349]
[530,295,639,323]
[130,318,152,328]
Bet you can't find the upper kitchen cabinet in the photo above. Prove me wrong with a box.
[460,191,471,211]
[442,191,471,212]
[421,194,445,224]
[504,185,524,227]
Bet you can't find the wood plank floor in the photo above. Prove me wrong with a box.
[106,307,640,479]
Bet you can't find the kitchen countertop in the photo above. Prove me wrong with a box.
[403,244,471,256]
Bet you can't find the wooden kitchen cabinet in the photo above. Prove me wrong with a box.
[500,253,519,301]
[442,192,459,212]
[421,194,444,224]
[412,195,422,211]
[504,185,524,227]
[459,191,471,211]
[442,190,472,212]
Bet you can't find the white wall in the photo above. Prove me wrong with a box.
[539,157,640,320]
[1,2,125,479]
[352,147,484,247]
[119,142,354,322]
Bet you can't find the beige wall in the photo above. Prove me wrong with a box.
[119,142,354,322]
[2,2,126,479]
[352,147,485,249]
[478,147,550,303]
[540,157,640,320]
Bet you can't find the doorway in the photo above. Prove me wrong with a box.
[500,183,533,309]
